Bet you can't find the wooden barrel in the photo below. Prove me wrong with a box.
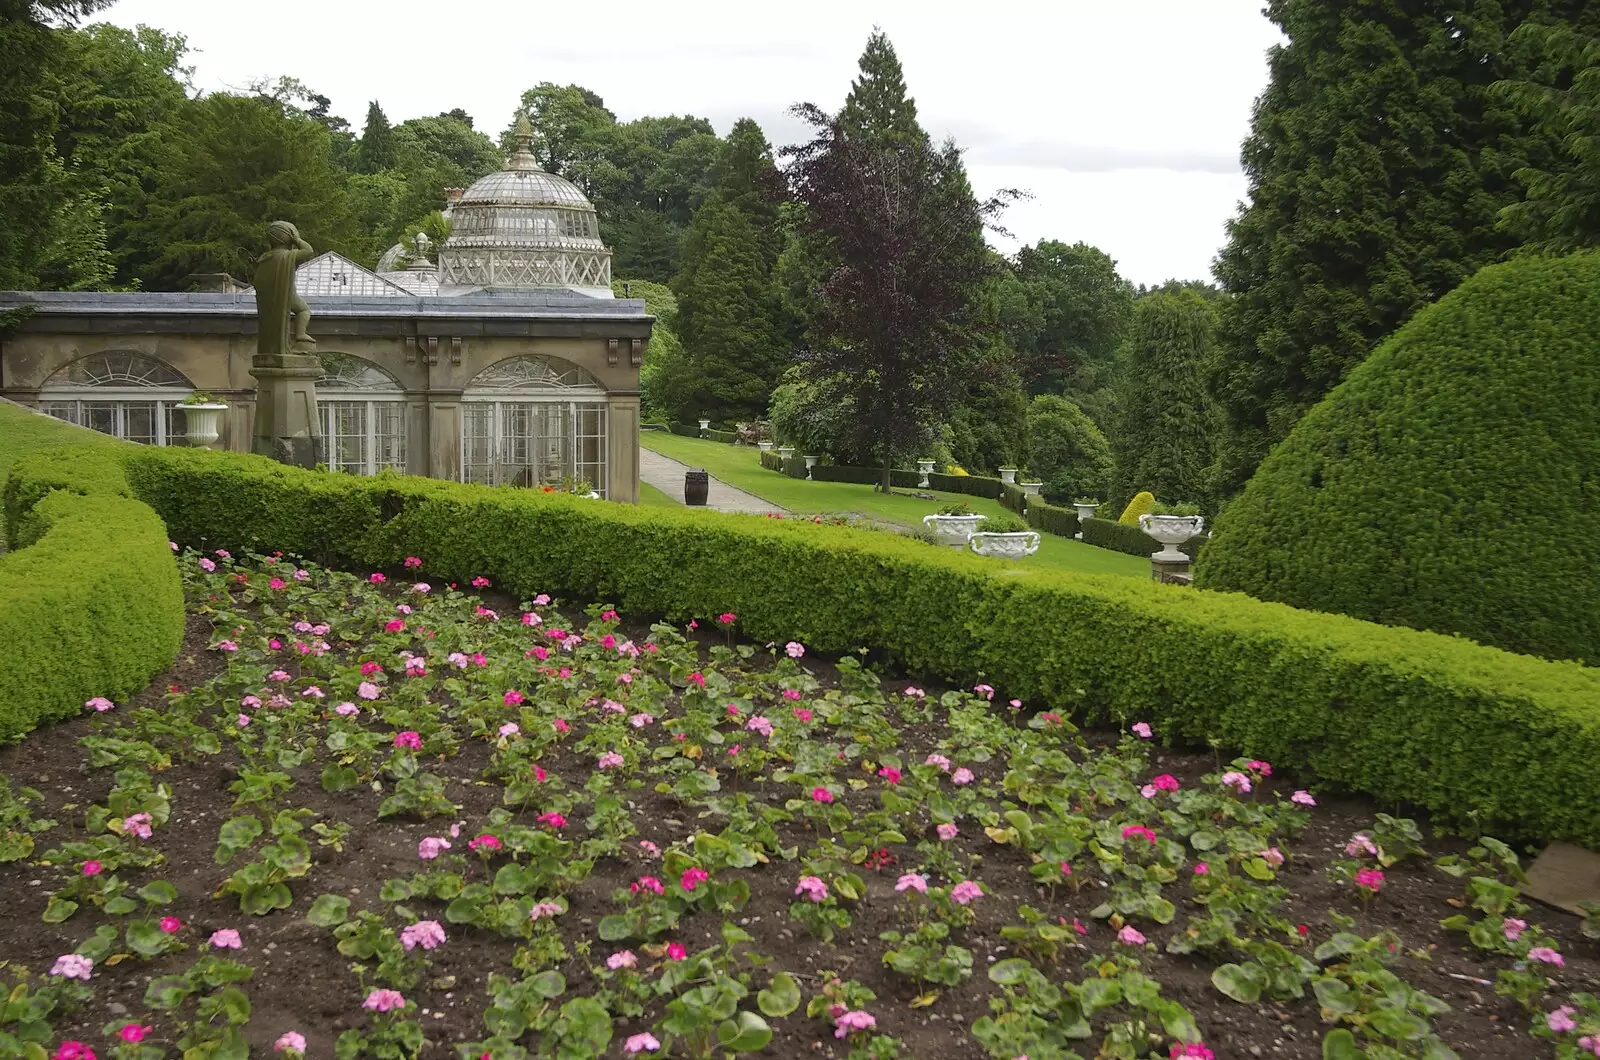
[684,469,709,506]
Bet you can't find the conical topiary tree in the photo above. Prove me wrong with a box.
[1195,251,1600,663]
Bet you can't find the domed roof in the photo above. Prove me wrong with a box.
[437,117,613,297]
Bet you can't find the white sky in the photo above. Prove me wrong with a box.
[101,0,1285,287]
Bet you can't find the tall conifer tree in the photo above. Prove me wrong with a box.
[1208,0,1599,497]
[1111,290,1217,508]
[354,101,397,174]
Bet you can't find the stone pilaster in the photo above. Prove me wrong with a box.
[249,352,325,468]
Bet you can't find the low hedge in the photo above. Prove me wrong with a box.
[1081,516,1208,561]
[669,423,737,444]
[999,483,1028,515]
[1027,500,1080,539]
[12,442,1600,843]
[0,472,184,741]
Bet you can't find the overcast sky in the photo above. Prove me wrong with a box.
[101,0,1285,287]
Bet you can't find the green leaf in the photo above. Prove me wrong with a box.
[321,765,359,792]
[103,895,138,916]
[144,974,194,1010]
[306,893,351,927]
[1078,977,1122,1016]
[1211,962,1266,1004]
[528,969,566,999]
[597,915,633,941]
[1369,1009,1428,1041]
[716,1011,773,1053]
[138,880,179,906]
[988,958,1034,986]
[42,895,79,923]
[215,816,262,863]
[1322,1028,1366,1060]
[125,919,168,957]
[757,972,801,1017]
[1312,977,1358,1016]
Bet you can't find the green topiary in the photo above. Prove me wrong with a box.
[1195,251,1600,663]
[1118,491,1154,526]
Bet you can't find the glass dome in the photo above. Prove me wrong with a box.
[437,118,614,295]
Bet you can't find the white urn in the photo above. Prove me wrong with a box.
[969,531,1040,560]
[917,459,936,487]
[1138,513,1205,561]
[1018,481,1043,497]
[998,467,1017,484]
[1072,500,1099,540]
[757,441,773,452]
[804,455,819,479]
[182,403,229,449]
[922,513,986,547]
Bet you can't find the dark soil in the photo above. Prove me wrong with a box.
[0,595,1593,1060]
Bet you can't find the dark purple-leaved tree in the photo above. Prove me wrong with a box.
[783,102,1012,491]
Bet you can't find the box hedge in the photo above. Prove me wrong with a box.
[11,442,1600,843]
[1196,252,1600,664]
[1026,500,1080,539]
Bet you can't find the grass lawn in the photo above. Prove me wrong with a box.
[641,432,1150,579]
[636,481,679,508]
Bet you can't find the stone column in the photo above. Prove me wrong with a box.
[428,397,463,483]
[607,395,640,503]
[249,353,325,468]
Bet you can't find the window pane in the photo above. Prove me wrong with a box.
[121,403,157,445]
[462,404,494,484]
[374,403,406,472]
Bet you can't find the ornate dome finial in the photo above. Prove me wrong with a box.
[508,116,540,173]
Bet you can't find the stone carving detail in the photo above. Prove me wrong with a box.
[969,531,1042,560]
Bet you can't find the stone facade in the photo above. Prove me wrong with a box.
[0,289,650,502]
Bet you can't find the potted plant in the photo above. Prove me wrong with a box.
[1017,479,1044,498]
[968,511,1040,560]
[997,467,1018,484]
[180,391,229,449]
[922,500,986,547]
[1138,502,1205,561]
[777,445,796,460]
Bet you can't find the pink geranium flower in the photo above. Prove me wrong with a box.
[417,836,451,860]
[362,989,406,1013]
[536,812,566,829]
[834,1010,876,1038]
[951,767,975,786]
[680,867,710,891]
[467,834,502,854]
[358,681,381,700]
[1291,789,1317,806]
[51,954,93,980]
[937,822,959,840]
[1529,947,1565,967]
[1118,925,1146,946]
[607,950,638,970]
[950,880,984,905]
[794,875,829,902]
[1503,917,1527,941]
[393,730,422,750]
[1550,1007,1579,1033]
[895,873,928,894]
[1131,722,1152,738]
[597,751,625,770]
[1122,825,1157,845]
[503,689,524,706]
[399,921,446,951]
[1354,868,1385,893]
[123,813,154,839]
[623,1033,661,1054]
[210,929,242,949]
[86,696,115,713]
[82,860,102,876]
[811,787,834,803]
[1220,771,1252,793]
[785,641,805,658]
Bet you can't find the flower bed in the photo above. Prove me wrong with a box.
[9,444,1600,846]
[0,551,1595,1059]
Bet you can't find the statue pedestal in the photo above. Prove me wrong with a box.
[249,351,325,468]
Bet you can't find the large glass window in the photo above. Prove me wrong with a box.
[39,352,193,445]
[318,354,407,475]
[461,356,609,496]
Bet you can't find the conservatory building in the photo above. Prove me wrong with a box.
[0,120,650,501]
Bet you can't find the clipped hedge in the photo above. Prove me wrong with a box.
[999,483,1028,515]
[13,442,1600,843]
[1027,500,1080,539]
[670,423,738,444]
[1197,252,1600,664]
[1082,516,1209,561]
[0,458,184,741]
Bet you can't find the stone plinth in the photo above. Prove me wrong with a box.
[1151,555,1193,585]
[249,352,325,468]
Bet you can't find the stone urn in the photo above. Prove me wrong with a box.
[698,418,711,437]
[969,531,1041,560]
[1018,481,1043,497]
[922,513,986,547]
[757,441,773,452]
[804,455,819,479]
[917,459,936,487]
[998,467,1017,484]
[777,446,795,460]
[1072,500,1100,540]
[1138,513,1205,561]
[182,402,229,449]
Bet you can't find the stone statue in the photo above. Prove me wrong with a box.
[249,220,325,468]
[253,220,316,357]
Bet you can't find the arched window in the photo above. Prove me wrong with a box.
[318,353,407,476]
[461,356,608,495]
[39,351,194,445]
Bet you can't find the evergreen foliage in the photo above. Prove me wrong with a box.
[1012,240,1134,412]
[1196,251,1600,664]
[1110,289,1217,509]
[1023,395,1113,503]
[1117,491,1155,526]
[1208,0,1600,498]
[354,100,397,174]
[839,29,923,146]
[612,278,684,421]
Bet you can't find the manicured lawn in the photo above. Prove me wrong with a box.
[641,432,1150,579]
[636,482,679,508]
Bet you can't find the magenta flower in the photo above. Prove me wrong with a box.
[1193,862,1209,876]
[794,875,829,902]
[403,556,423,569]
[937,823,959,841]
[503,689,524,706]
[607,949,638,970]
[1118,925,1146,946]
[1122,825,1157,845]
[362,988,406,1013]
[1246,759,1272,775]
[393,730,422,750]
[1354,868,1385,893]
[665,941,687,960]
[597,751,626,770]
[951,767,975,786]
[52,1043,95,1060]
[1550,1007,1579,1033]
[417,836,451,860]
[834,1010,876,1039]
[1169,1045,1216,1059]
[159,916,182,934]
[1291,789,1317,806]
[1151,774,1180,792]
[895,873,928,894]
[1503,917,1527,941]
[118,1025,150,1043]
[210,929,242,949]
[471,576,490,588]
[623,1033,661,1054]
[1529,947,1566,967]
[745,715,774,737]
[534,812,566,831]
[369,572,386,584]
[400,921,446,951]
[680,867,710,892]
[878,765,902,785]
[950,880,984,905]
[82,860,103,876]
[811,787,834,803]
[468,834,502,854]
[631,876,664,896]
[50,954,93,980]
[1345,834,1379,858]
[1131,722,1152,738]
